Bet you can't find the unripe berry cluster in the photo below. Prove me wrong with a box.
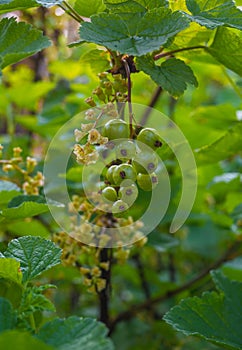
[98,119,163,215]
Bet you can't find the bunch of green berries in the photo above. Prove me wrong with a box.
[99,118,163,215]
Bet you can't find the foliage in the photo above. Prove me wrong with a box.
[0,0,242,349]
[164,270,242,349]
[0,236,114,349]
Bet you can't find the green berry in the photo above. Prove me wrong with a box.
[137,172,158,191]
[112,200,129,214]
[116,140,136,160]
[102,186,118,202]
[103,119,129,140]
[113,163,137,185]
[119,184,138,205]
[106,165,118,184]
[133,152,158,174]
[137,128,162,150]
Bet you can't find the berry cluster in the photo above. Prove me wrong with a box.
[98,118,163,215]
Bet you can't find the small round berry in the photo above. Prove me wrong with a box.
[102,186,118,202]
[118,183,138,205]
[137,172,158,191]
[133,152,158,174]
[112,200,129,213]
[116,140,136,160]
[106,165,118,184]
[137,128,162,150]
[113,164,137,185]
[103,119,129,140]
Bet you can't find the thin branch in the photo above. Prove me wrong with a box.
[133,253,151,299]
[109,240,242,334]
[122,58,134,138]
[140,86,163,126]
[98,248,112,327]
[154,45,206,61]
[63,0,84,21]
[59,1,84,23]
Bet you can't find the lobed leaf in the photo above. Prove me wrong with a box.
[7,219,50,238]
[164,271,242,349]
[186,0,242,30]
[0,259,23,306]
[79,8,189,56]
[207,27,242,76]
[0,180,20,205]
[0,258,22,285]
[20,287,56,314]
[104,0,168,13]
[0,18,50,73]
[137,56,198,97]
[36,316,114,350]
[0,331,54,350]
[4,236,62,283]
[0,298,17,332]
[1,195,64,219]
[195,123,242,165]
[74,0,106,17]
[0,0,37,14]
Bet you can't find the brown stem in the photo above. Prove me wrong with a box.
[140,86,163,126]
[109,240,242,334]
[133,253,151,299]
[99,248,112,327]
[154,45,206,61]
[122,58,133,137]
[168,253,176,283]
[59,1,84,23]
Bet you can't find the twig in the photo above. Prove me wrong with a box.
[59,1,84,23]
[122,58,134,138]
[98,248,112,327]
[140,86,163,126]
[133,253,151,299]
[109,240,242,334]
[154,45,206,61]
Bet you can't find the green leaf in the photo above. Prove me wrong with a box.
[80,49,110,73]
[0,259,23,307]
[7,219,50,238]
[4,236,62,283]
[195,123,242,165]
[104,0,168,13]
[1,195,64,219]
[164,271,242,350]
[0,180,21,205]
[36,316,114,350]
[20,287,55,314]
[147,231,179,252]
[186,0,242,30]
[80,8,189,56]
[0,0,37,14]
[0,18,51,71]
[0,258,22,285]
[137,56,198,97]
[0,331,54,350]
[0,298,17,332]
[207,27,242,76]
[74,0,106,17]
